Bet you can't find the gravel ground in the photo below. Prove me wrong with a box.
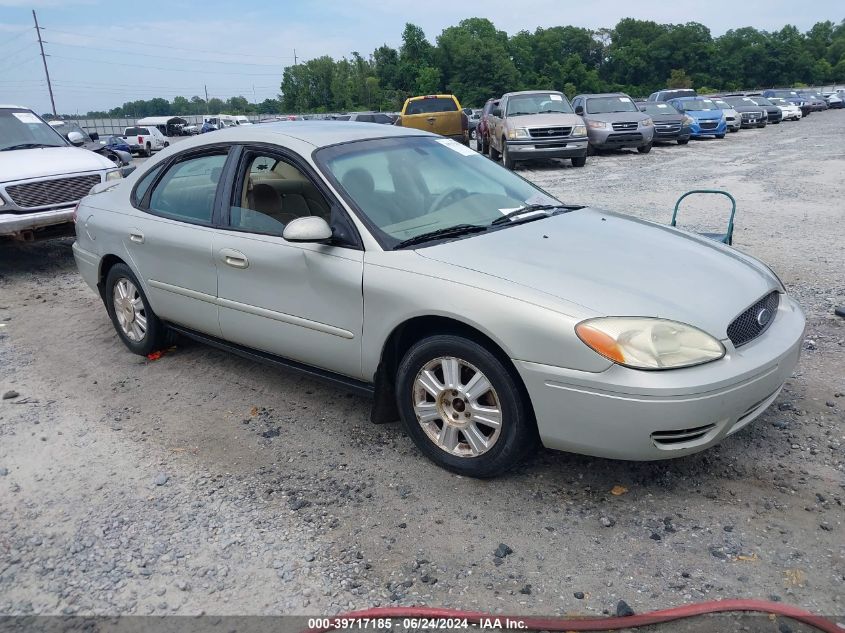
[0,112,843,623]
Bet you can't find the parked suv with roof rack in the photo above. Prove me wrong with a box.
[486,90,588,169]
[572,93,655,153]
[647,88,697,102]
[1,104,122,241]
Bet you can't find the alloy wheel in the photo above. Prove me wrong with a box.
[113,278,147,342]
[412,356,502,457]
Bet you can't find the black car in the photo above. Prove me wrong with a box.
[797,91,829,111]
[638,102,692,144]
[743,95,783,124]
[720,96,769,128]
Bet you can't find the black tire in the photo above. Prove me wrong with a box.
[144,143,152,157]
[395,334,538,478]
[677,138,690,145]
[730,127,739,132]
[481,134,490,155]
[489,138,500,160]
[164,141,170,147]
[757,122,767,128]
[715,133,726,139]
[637,142,652,154]
[104,263,168,356]
[586,143,597,156]
[502,141,515,169]
[571,155,587,167]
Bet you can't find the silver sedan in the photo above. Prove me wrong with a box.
[73,123,805,477]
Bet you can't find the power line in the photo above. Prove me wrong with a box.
[0,27,32,52]
[48,54,283,76]
[44,27,296,61]
[0,55,39,77]
[48,41,285,68]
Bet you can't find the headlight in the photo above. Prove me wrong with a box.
[105,170,122,181]
[587,120,606,129]
[683,115,695,125]
[575,317,725,370]
[507,127,530,139]
[0,195,5,207]
[639,118,653,127]
[572,124,586,136]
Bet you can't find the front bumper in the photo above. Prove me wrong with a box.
[0,206,76,236]
[588,126,654,149]
[515,294,805,460]
[689,119,727,137]
[653,124,692,141]
[506,137,588,159]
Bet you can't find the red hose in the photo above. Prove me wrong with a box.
[305,600,840,633]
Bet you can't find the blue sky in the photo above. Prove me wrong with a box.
[0,0,842,114]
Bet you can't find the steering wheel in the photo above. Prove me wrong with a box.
[428,187,470,213]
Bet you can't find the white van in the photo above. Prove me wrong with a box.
[1,105,122,240]
[203,115,238,129]
[234,115,252,125]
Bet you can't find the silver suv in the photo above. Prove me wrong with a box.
[572,93,655,154]
[486,91,588,169]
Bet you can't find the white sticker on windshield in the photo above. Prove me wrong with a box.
[549,94,563,101]
[657,103,669,108]
[619,97,632,102]
[13,112,41,124]
[436,138,478,157]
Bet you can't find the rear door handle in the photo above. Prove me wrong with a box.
[129,230,144,244]
[220,248,249,269]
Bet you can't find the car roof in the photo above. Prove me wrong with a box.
[671,96,710,102]
[0,104,30,109]
[575,93,629,98]
[502,90,565,97]
[406,94,457,101]
[165,121,430,150]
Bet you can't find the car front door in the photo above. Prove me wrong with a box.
[124,147,231,336]
[213,147,365,379]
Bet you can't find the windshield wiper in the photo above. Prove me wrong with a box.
[508,112,534,116]
[1,143,59,151]
[393,224,489,250]
[490,204,583,226]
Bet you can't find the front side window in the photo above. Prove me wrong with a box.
[230,152,330,236]
[505,93,573,116]
[147,153,227,224]
[317,136,561,248]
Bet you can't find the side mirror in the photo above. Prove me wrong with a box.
[87,131,100,141]
[492,107,502,118]
[282,216,332,243]
[121,165,136,178]
[574,105,584,115]
[67,130,85,146]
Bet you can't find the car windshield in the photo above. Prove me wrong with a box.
[505,93,573,116]
[0,109,68,151]
[723,97,753,107]
[405,98,458,115]
[747,97,773,106]
[713,100,732,110]
[586,96,638,114]
[316,136,563,248]
[640,102,678,116]
[679,99,717,111]
[769,98,787,105]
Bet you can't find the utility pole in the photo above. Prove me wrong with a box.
[32,10,56,116]
[294,49,298,65]
[204,84,209,114]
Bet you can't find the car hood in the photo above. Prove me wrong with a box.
[507,113,583,128]
[652,114,685,124]
[417,208,778,339]
[584,111,649,123]
[687,110,722,120]
[0,146,113,183]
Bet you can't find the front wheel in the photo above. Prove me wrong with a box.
[637,142,652,154]
[502,142,515,169]
[396,335,538,477]
[571,155,587,167]
[715,133,726,139]
[105,264,168,356]
[677,138,689,145]
[489,138,500,161]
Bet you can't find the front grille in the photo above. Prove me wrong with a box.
[605,132,643,142]
[611,121,638,131]
[652,424,717,447]
[727,292,780,348]
[655,123,681,132]
[741,111,762,120]
[6,174,101,209]
[700,121,718,129]
[528,126,571,138]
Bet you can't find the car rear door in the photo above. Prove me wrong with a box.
[124,147,232,336]
[212,146,365,379]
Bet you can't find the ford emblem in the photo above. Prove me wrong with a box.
[756,308,772,327]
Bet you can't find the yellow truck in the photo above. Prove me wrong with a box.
[395,94,469,145]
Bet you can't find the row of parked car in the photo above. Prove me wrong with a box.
[470,86,843,170]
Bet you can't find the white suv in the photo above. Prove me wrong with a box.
[0,105,122,241]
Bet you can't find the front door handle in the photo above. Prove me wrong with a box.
[220,248,249,269]
[129,230,144,244]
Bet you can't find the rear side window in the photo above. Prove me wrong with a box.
[405,98,458,115]
[133,164,164,205]
[147,153,228,224]
[356,114,375,123]
[124,127,150,136]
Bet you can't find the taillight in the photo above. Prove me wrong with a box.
[138,136,143,144]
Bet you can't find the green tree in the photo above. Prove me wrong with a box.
[667,69,692,88]
[171,96,190,114]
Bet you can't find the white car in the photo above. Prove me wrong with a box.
[0,105,122,240]
[122,125,169,157]
[769,97,802,121]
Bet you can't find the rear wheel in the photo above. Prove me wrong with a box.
[144,143,152,157]
[396,335,537,477]
[104,264,167,356]
[571,155,587,167]
[637,142,652,154]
